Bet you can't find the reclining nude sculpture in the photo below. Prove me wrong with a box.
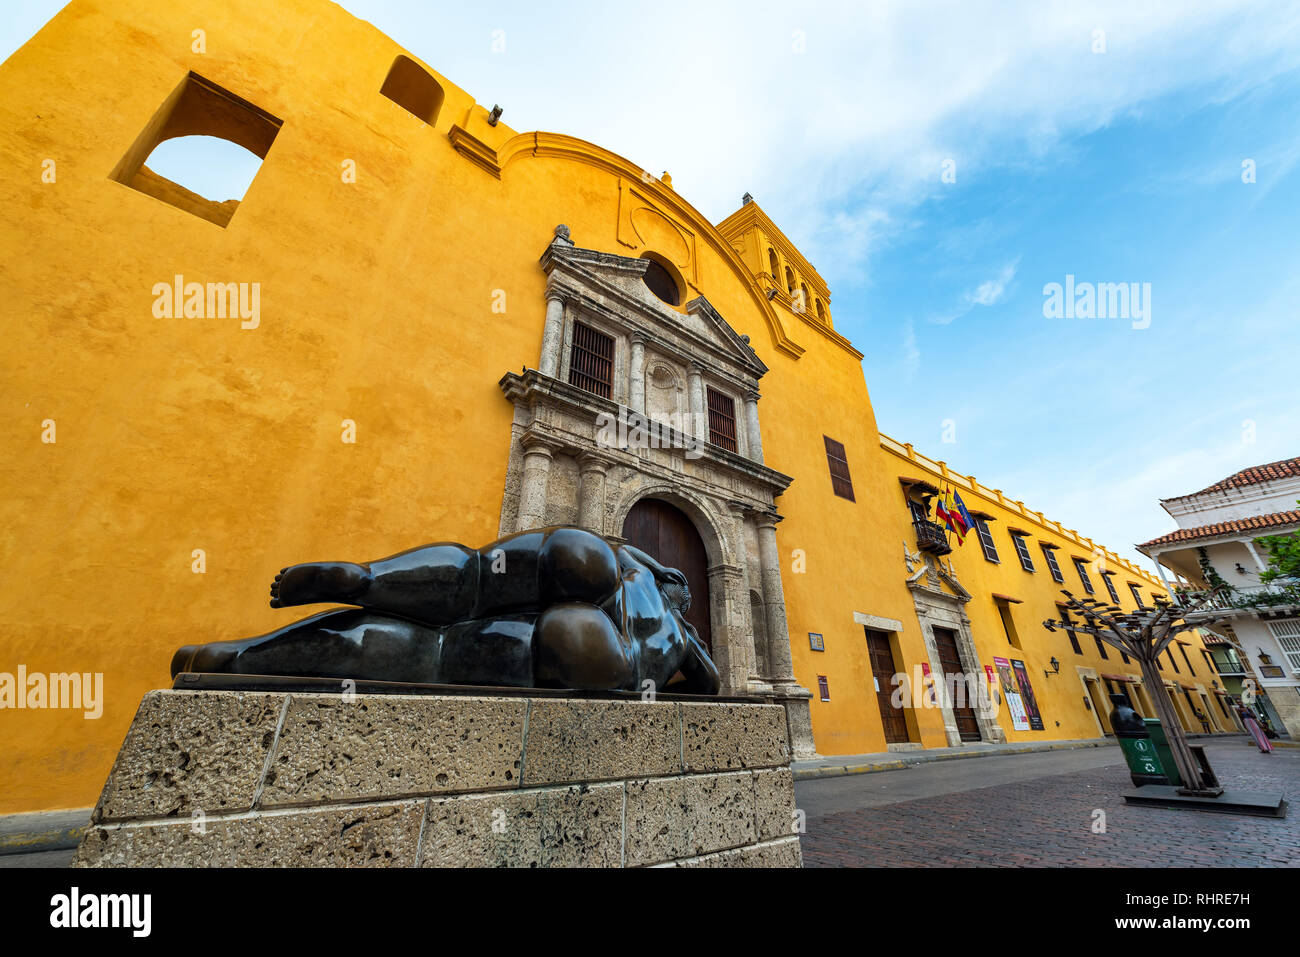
[170,526,721,695]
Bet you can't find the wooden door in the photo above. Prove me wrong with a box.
[865,629,911,744]
[933,626,982,742]
[621,499,712,652]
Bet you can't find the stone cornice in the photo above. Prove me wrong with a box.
[498,370,794,495]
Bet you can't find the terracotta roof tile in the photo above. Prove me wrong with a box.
[1168,456,1300,501]
[1138,509,1300,549]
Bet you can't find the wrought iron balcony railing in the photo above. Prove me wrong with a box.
[913,518,952,556]
[1180,582,1300,613]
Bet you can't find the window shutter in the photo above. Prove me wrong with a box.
[823,436,855,501]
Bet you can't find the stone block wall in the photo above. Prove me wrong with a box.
[73,690,802,867]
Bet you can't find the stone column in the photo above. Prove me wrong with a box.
[538,292,566,378]
[753,511,818,760]
[628,334,646,415]
[729,504,769,695]
[743,389,764,464]
[576,454,609,533]
[755,514,795,683]
[516,440,554,532]
[687,362,706,439]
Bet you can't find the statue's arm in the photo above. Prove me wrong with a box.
[677,626,721,695]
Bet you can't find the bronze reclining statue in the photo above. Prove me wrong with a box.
[171,526,721,695]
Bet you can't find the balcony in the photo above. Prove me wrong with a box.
[1182,582,1300,615]
[1213,655,1246,677]
[914,518,952,556]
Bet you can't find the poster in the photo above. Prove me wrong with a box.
[994,656,1029,731]
[1010,658,1045,731]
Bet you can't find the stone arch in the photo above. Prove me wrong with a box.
[609,482,731,568]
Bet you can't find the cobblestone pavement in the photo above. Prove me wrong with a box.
[800,741,1300,867]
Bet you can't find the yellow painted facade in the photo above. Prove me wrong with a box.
[0,0,1220,816]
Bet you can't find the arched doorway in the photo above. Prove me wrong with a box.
[621,498,712,653]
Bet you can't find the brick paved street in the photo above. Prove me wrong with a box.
[799,740,1300,867]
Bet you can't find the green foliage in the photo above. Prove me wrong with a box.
[1256,500,1300,584]
[1196,547,1229,590]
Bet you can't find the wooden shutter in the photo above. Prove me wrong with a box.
[706,387,738,452]
[976,519,999,562]
[823,436,855,501]
[567,322,614,398]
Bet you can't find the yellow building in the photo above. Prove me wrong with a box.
[0,0,1224,820]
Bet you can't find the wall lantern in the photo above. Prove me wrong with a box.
[1044,656,1060,679]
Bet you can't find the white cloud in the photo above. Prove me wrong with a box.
[968,260,1018,307]
[930,258,1020,324]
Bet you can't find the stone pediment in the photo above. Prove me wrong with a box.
[905,551,972,604]
[541,241,768,381]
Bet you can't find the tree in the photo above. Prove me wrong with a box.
[1256,502,1300,584]
[1043,589,1231,794]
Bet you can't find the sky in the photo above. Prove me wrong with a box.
[4,0,1299,573]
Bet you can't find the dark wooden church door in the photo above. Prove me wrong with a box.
[865,629,912,743]
[621,499,712,653]
[933,626,982,741]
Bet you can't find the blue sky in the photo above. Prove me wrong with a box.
[5,1,1299,572]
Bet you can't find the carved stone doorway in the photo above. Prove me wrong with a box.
[621,498,713,653]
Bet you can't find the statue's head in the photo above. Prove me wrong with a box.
[658,569,691,615]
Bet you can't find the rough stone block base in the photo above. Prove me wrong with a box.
[74,690,802,867]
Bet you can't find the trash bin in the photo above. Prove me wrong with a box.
[1109,694,1170,787]
[1141,716,1183,787]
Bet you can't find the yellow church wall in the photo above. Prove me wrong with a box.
[0,0,1218,814]
[0,0,890,812]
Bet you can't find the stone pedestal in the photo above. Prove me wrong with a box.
[74,690,802,868]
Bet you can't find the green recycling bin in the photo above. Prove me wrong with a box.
[1109,694,1169,786]
[1142,717,1182,787]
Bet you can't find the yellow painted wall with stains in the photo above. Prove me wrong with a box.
[0,0,1213,815]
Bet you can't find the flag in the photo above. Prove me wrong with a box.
[936,488,966,544]
[953,490,976,538]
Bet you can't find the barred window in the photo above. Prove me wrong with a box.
[823,436,855,501]
[567,321,614,399]
[706,387,738,452]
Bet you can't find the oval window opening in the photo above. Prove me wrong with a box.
[641,256,680,306]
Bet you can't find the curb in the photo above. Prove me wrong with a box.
[791,732,1253,782]
[792,739,1120,782]
[0,810,91,856]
